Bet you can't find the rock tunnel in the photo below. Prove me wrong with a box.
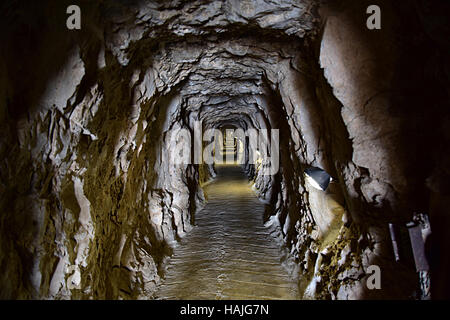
[1,0,449,300]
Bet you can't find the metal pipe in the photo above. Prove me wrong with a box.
[389,223,400,262]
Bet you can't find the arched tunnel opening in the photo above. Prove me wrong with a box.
[1,0,449,301]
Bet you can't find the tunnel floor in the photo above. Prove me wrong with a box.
[155,165,300,300]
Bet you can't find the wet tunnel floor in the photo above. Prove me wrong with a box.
[155,165,300,300]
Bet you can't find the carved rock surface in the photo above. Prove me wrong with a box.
[1,0,448,300]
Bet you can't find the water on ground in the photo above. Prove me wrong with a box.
[155,165,299,300]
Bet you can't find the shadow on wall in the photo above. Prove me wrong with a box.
[0,0,87,298]
[318,0,450,299]
[0,0,101,122]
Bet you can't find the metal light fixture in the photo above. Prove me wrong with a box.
[304,166,332,191]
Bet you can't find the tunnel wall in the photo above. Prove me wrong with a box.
[0,1,207,299]
[1,0,449,299]
[267,0,450,299]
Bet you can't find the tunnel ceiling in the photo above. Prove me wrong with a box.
[102,0,318,129]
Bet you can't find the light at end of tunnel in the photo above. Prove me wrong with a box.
[304,167,332,191]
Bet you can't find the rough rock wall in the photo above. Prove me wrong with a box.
[1,0,448,300]
[291,0,450,299]
[0,1,206,299]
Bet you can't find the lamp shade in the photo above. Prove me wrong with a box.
[304,167,331,191]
